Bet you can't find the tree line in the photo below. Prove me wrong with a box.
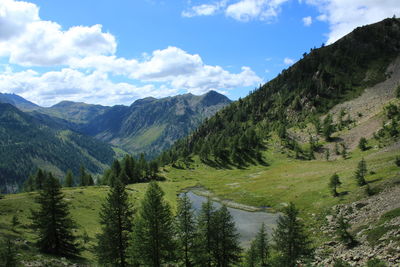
[8,174,314,267]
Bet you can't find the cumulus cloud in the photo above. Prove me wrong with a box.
[182,1,228,17]
[0,0,262,105]
[283,57,294,65]
[183,0,289,22]
[302,16,312,26]
[226,0,289,22]
[306,0,400,44]
[0,67,178,106]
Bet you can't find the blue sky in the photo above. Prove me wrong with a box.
[0,0,399,106]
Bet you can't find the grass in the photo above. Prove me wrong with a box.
[1,133,399,263]
[0,180,196,263]
[165,138,399,216]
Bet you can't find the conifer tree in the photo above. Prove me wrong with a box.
[329,173,342,197]
[176,193,197,267]
[31,173,79,256]
[0,238,17,267]
[252,223,269,267]
[86,173,94,186]
[129,182,176,266]
[11,215,19,232]
[322,114,335,141]
[194,199,216,267]
[355,158,367,186]
[96,178,133,266]
[64,170,74,187]
[109,160,122,186]
[35,169,46,190]
[79,165,87,186]
[336,215,356,248]
[245,242,257,267]
[213,206,241,267]
[273,202,313,267]
[358,137,368,151]
[341,143,348,159]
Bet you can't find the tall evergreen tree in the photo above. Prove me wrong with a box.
[273,202,313,267]
[329,173,342,197]
[194,199,217,267]
[0,238,17,267]
[79,165,87,186]
[30,173,79,256]
[96,178,133,266]
[176,193,197,267]
[358,137,368,151]
[35,169,46,190]
[336,215,356,248]
[64,170,74,187]
[213,206,242,267]
[254,223,270,267]
[355,158,367,186]
[245,242,258,267]
[129,182,176,266]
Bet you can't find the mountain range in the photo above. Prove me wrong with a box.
[0,91,230,192]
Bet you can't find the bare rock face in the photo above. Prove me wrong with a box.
[314,183,400,266]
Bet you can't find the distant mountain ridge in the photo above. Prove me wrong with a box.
[0,103,116,193]
[79,91,231,157]
[0,90,231,190]
[0,93,39,111]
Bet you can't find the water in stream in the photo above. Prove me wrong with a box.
[182,191,280,247]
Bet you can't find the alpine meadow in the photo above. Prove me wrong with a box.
[0,1,400,266]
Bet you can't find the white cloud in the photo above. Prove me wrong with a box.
[302,16,312,26]
[183,0,288,22]
[0,0,262,105]
[0,67,177,106]
[226,0,288,22]
[0,0,39,41]
[182,1,228,17]
[306,0,400,44]
[283,57,294,65]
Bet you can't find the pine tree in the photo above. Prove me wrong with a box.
[336,215,356,248]
[79,165,87,186]
[176,193,197,267]
[325,149,330,161]
[329,173,342,197]
[358,137,368,151]
[35,169,46,190]
[0,238,17,267]
[341,143,348,159]
[254,223,269,266]
[213,206,242,267]
[30,173,79,256]
[11,215,19,232]
[273,202,313,267]
[64,170,74,187]
[355,158,367,186]
[322,114,335,141]
[245,242,257,267]
[194,198,217,267]
[96,178,133,266]
[129,182,176,266]
[86,173,94,186]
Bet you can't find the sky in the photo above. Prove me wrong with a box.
[0,0,399,106]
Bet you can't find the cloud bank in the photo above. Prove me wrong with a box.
[0,0,262,106]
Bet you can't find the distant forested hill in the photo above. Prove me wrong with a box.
[0,103,115,193]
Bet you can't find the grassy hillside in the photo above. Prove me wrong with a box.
[162,18,400,166]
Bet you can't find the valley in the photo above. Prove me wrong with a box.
[1,16,400,267]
